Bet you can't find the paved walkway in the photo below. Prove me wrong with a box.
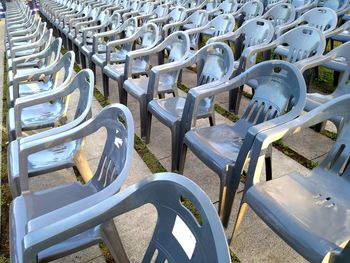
[1,17,338,262]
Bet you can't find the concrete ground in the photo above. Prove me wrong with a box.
[1,16,338,263]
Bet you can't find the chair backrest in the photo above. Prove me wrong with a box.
[237,60,306,131]
[218,0,238,13]
[109,11,122,30]
[298,7,337,33]
[236,18,274,52]
[238,0,264,21]
[208,14,236,37]
[97,9,110,25]
[140,1,155,14]
[318,0,349,12]
[140,22,160,49]
[187,10,209,28]
[276,26,326,63]
[166,31,191,62]
[263,3,296,27]
[118,173,231,262]
[89,7,101,21]
[42,38,63,69]
[196,42,235,85]
[152,4,169,19]
[168,6,187,23]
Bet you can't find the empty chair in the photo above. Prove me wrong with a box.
[264,0,288,9]
[90,17,138,85]
[178,61,306,225]
[318,0,350,15]
[122,1,155,22]
[208,18,275,113]
[276,7,338,37]
[7,52,78,141]
[233,94,350,262]
[290,0,318,16]
[145,42,234,172]
[122,31,190,141]
[10,171,231,262]
[7,37,62,98]
[102,22,160,97]
[206,0,238,18]
[229,25,326,113]
[297,41,350,131]
[262,3,296,28]
[141,3,169,23]
[233,0,264,26]
[7,46,74,107]
[163,10,209,40]
[7,29,53,71]
[8,69,95,198]
[150,5,187,35]
[80,12,122,70]
[186,14,236,50]
[10,104,134,262]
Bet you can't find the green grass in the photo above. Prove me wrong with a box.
[1,53,11,261]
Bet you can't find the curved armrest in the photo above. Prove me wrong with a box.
[276,20,299,38]
[185,24,208,36]
[325,20,350,39]
[207,31,238,44]
[70,16,90,28]
[149,15,169,24]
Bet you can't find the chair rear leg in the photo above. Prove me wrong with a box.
[229,85,242,114]
[229,203,248,246]
[101,221,129,263]
[102,73,110,98]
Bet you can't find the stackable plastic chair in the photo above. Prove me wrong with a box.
[141,3,169,23]
[318,0,350,15]
[179,61,306,225]
[121,1,155,22]
[67,7,104,60]
[228,25,326,113]
[9,104,135,262]
[291,0,318,16]
[7,52,78,141]
[53,1,84,36]
[262,3,296,28]
[163,10,209,40]
[80,12,122,70]
[7,46,74,110]
[8,69,95,197]
[145,42,235,172]
[149,5,187,34]
[186,14,236,50]
[234,94,350,262]
[121,31,190,140]
[112,0,142,19]
[276,7,338,37]
[233,0,264,26]
[102,22,160,97]
[208,18,275,113]
[10,170,231,262]
[7,29,53,69]
[7,38,62,87]
[206,0,238,18]
[89,17,138,81]
[296,41,350,132]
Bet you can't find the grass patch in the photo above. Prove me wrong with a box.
[0,53,11,261]
[273,140,319,170]
[321,129,337,141]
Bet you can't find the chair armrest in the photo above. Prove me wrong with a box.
[185,24,208,36]
[325,20,350,38]
[149,15,169,24]
[276,20,299,38]
[207,31,238,44]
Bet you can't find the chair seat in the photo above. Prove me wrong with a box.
[8,138,81,195]
[92,51,127,68]
[8,59,40,71]
[184,123,244,175]
[8,100,65,132]
[124,74,175,99]
[10,182,100,262]
[8,80,54,107]
[245,171,350,262]
[81,43,106,57]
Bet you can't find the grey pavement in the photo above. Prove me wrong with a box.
[1,18,339,263]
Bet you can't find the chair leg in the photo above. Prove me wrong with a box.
[73,150,93,182]
[73,43,80,64]
[222,168,242,228]
[101,221,129,263]
[177,142,188,173]
[145,112,152,144]
[229,85,242,114]
[218,178,227,217]
[81,53,87,69]
[265,145,272,181]
[312,121,326,133]
[209,113,216,126]
[139,100,148,141]
[102,73,110,98]
[229,203,248,246]
[118,78,127,105]
[171,127,180,172]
